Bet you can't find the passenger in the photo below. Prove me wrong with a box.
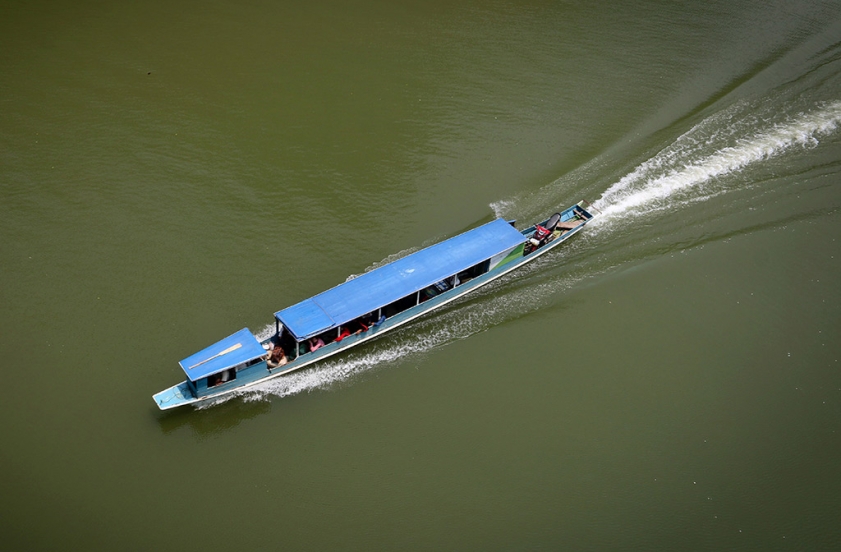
[362,313,378,328]
[267,345,288,368]
[373,313,386,327]
[335,327,352,342]
[309,336,325,351]
[348,319,368,334]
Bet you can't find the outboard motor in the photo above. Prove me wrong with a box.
[544,212,562,232]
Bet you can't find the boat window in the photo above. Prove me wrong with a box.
[339,316,371,338]
[383,293,418,318]
[456,259,490,286]
[297,328,336,356]
[278,329,298,360]
[420,276,455,302]
[318,328,339,345]
[207,368,236,388]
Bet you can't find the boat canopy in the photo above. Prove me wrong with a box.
[275,218,527,340]
[179,328,265,381]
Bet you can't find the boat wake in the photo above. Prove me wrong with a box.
[199,99,841,409]
[591,99,841,223]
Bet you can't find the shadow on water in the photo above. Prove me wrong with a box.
[155,398,271,437]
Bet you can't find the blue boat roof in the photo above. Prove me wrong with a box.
[275,219,526,340]
[179,328,266,381]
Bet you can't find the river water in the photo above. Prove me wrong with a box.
[2,1,841,550]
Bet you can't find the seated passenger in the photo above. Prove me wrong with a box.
[335,327,352,342]
[209,369,233,387]
[362,312,379,328]
[267,345,288,368]
[309,336,325,351]
[350,318,368,333]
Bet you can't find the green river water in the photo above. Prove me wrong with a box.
[2,1,841,550]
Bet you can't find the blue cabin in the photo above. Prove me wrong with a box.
[177,328,269,398]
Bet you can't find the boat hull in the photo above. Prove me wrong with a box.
[154,203,594,410]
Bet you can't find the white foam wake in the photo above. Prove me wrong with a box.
[593,100,841,220]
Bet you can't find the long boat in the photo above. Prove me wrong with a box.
[153,202,595,410]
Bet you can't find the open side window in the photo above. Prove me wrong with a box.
[456,259,490,286]
[297,327,340,357]
[276,327,298,360]
[207,368,236,388]
[384,292,419,318]
[421,276,456,302]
